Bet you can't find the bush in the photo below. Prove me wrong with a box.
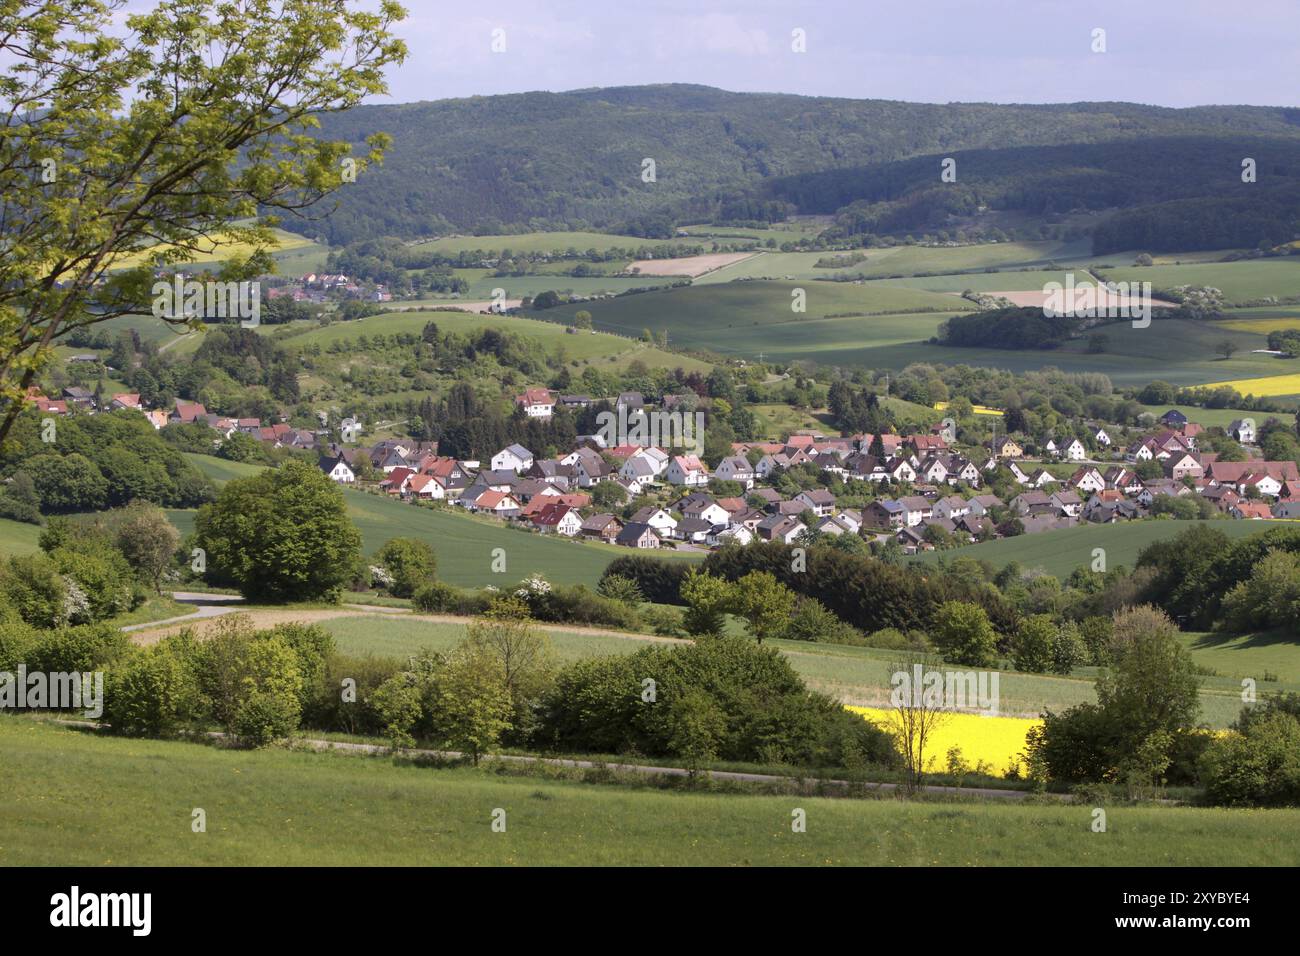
[412,581,492,615]
[374,537,438,598]
[1012,614,1056,673]
[595,574,644,605]
[1200,711,1300,806]
[785,596,862,644]
[537,634,897,768]
[104,635,205,736]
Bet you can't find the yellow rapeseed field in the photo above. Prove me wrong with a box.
[1218,317,1300,334]
[848,705,1041,778]
[1198,374,1300,397]
[933,401,1003,416]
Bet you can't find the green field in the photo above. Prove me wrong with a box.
[1179,630,1300,684]
[168,466,703,589]
[281,307,712,374]
[314,614,1273,728]
[401,231,675,256]
[5,717,1297,866]
[1102,259,1300,305]
[0,517,43,556]
[322,615,680,663]
[537,282,967,360]
[911,519,1277,580]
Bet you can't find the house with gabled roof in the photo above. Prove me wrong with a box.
[515,387,556,419]
[580,513,623,543]
[864,499,907,530]
[531,502,583,536]
[713,455,756,488]
[615,522,660,549]
[794,488,836,517]
[318,453,355,484]
[666,454,709,487]
[491,443,534,473]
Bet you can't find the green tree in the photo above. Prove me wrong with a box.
[0,0,406,444]
[931,601,998,667]
[194,459,362,602]
[112,502,181,593]
[1012,614,1056,673]
[679,570,735,637]
[733,570,797,644]
[432,642,513,765]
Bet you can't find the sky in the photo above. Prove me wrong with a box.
[374,0,1300,108]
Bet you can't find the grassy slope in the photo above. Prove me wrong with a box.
[0,517,43,556]
[910,518,1276,580]
[1103,260,1300,305]
[5,717,1297,866]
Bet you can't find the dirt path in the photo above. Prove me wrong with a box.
[128,595,689,647]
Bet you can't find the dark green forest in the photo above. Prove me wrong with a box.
[283,85,1300,246]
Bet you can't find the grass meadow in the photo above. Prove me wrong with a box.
[4,717,1297,866]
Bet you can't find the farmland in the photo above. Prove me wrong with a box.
[301,612,1274,732]
[910,518,1278,580]
[6,717,1298,866]
[1100,259,1300,305]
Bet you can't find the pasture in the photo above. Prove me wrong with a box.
[1101,259,1300,305]
[910,518,1276,581]
[6,717,1297,866]
[399,231,675,255]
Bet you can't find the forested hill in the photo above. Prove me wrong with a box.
[290,85,1300,243]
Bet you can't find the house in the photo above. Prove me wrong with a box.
[834,508,863,533]
[1103,466,1143,494]
[491,443,534,473]
[886,457,917,483]
[711,525,754,546]
[616,392,645,414]
[580,514,623,543]
[531,503,583,536]
[515,387,556,419]
[907,434,948,457]
[62,387,95,408]
[1011,491,1055,516]
[1201,486,1241,513]
[405,474,443,499]
[1208,460,1300,490]
[510,479,563,505]
[573,450,612,487]
[967,494,1004,517]
[1094,427,1112,447]
[619,455,659,490]
[1159,409,1189,428]
[1126,439,1155,462]
[714,455,756,489]
[629,506,678,539]
[379,467,415,495]
[1163,452,1204,481]
[916,455,949,485]
[318,454,355,483]
[864,499,907,530]
[666,454,709,487]
[1239,472,1284,499]
[1228,419,1257,444]
[1273,499,1300,519]
[678,494,730,527]
[1051,490,1083,518]
[1231,501,1273,520]
[794,489,836,517]
[171,400,207,424]
[615,522,660,549]
[897,495,933,527]
[676,516,714,544]
[943,455,982,486]
[1068,467,1106,494]
[1041,437,1060,458]
[814,515,856,536]
[756,514,807,544]
[468,490,521,518]
[931,495,971,521]
[1062,439,1087,461]
[756,453,790,478]
[988,436,1024,459]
